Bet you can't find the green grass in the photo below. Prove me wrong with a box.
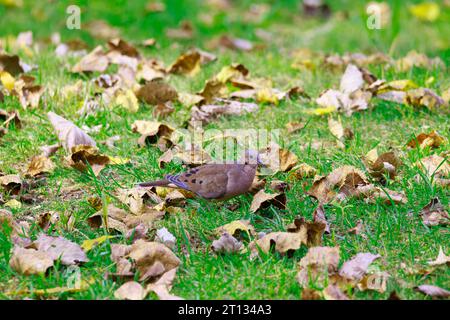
[0,0,449,299]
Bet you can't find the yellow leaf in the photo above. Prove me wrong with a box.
[108,156,130,165]
[5,199,21,209]
[81,235,113,252]
[114,89,139,113]
[306,106,336,116]
[0,71,15,92]
[409,2,440,22]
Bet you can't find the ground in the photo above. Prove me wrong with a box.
[0,0,449,300]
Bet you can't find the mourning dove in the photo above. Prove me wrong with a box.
[137,150,262,200]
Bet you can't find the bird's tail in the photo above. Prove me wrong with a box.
[136,179,170,188]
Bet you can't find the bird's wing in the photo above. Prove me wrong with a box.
[166,164,229,199]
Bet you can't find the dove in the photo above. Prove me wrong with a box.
[137,150,262,200]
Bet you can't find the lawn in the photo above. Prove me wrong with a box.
[0,0,449,300]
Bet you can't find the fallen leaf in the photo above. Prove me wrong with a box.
[155,227,176,249]
[191,99,258,124]
[405,88,445,110]
[313,205,330,234]
[307,165,369,203]
[415,285,450,298]
[108,38,140,58]
[71,46,109,73]
[428,247,450,266]
[218,35,254,51]
[323,285,349,300]
[420,198,449,226]
[0,174,22,195]
[13,75,44,109]
[81,235,113,252]
[9,247,53,275]
[26,155,55,177]
[0,53,24,76]
[296,246,340,288]
[215,220,255,238]
[338,252,381,282]
[33,234,89,265]
[250,218,324,257]
[136,80,178,105]
[407,131,446,149]
[113,89,139,113]
[250,189,286,213]
[363,148,402,181]
[146,268,183,300]
[114,281,147,300]
[47,112,96,151]
[212,232,243,254]
[128,240,181,281]
[396,50,444,72]
[5,199,22,209]
[289,163,317,180]
[417,155,449,186]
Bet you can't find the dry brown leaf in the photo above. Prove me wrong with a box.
[72,46,109,73]
[47,112,96,152]
[215,220,255,238]
[108,38,140,58]
[307,166,369,203]
[405,88,445,110]
[249,231,306,256]
[258,143,298,174]
[136,80,178,105]
[415,285,450,298]
[407,131,446,149]
[0,174,22,195]
[363,148,402,180]
[420,198,449,227]
[322,285,349,300]
[9,247,54,275]
[0,53,25,76]
[190,99,258,124]
[68,145,111,176]
[33,234,88,265]
[313,205,330,234]
[13,75,44,109]
[250,189,286,213]
[128,240,181,282]
[198,79,228,103]
[396,51,444,72]
[146,268,183,300]
[26,155,55,177]
[155,227,176,249]
[289,163,317,180]
[88,204,129,234]
[250,218,324,257]
[158,145,212,168]
[338,252,380,282]
[167,49,215,76]
[417,155,449,186]
[218,35,254,51]
[114,281,147,300]
[211,232,243,254]
[296,246,340,288]
[286,122,305,134]
[428,247,450,267]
